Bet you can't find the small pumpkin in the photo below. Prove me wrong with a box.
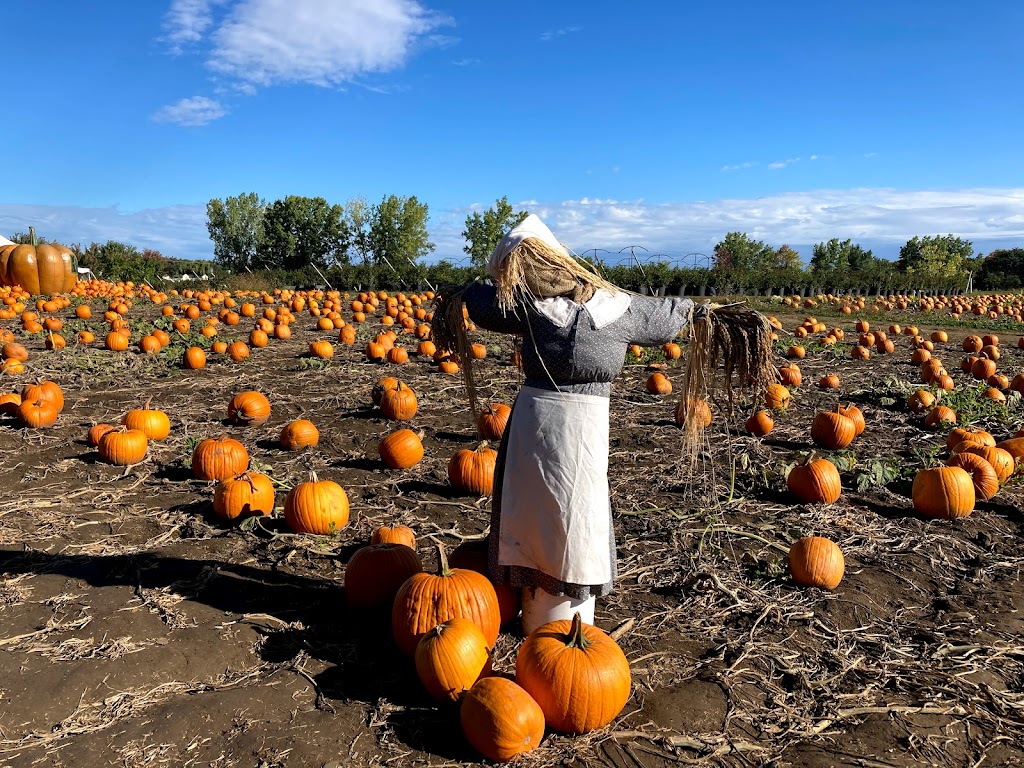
[122,397,171,441]
[787,454,841,505]
[810,408,857,449]
[378,428,424,469]
[946,426,995,452]
[448,441,498,495]
[213,472,276,520]
[788,536,845,590]
[98,428,149,465]
[182,346,207,369]
[87,423,116,446]
[17,398,59,428]
[460,677,545,763]
[645,372,672,395]
[960,444,1015,483]
[280,419,319,451]
[744,409,773,437]
[818,374,840,390]
[912,466,975,519]
[924,405,957,430]
[477,403,512,441]
[345,543,423,611]
[947,452,999,501]
[370,524,416,549]
[415,618,492,702]
[284,471,350,535]
[228,391,271,426]
[192,434,250,481]
[380,381,418,421]
[515,612,631,735]
[763,383,791,411]
[674,398,712,428]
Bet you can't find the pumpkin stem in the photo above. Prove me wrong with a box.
[565,612,590,650]
[435,542,452,577]
[476,440,490,452]
[29,226,36,247]
[144,396,154,410]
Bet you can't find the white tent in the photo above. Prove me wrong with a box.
[0,235,14,247]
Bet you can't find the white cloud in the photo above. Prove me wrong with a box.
[5,188,1023,264]
[864,152,879,158]
[152,96,227,126]
[540,25,582,42]
[451,57,480,67]
[721,161,756,172]
[162,0,224,53]
[202,0,452,87]
[768,157,801,170]
[809,154,819,161]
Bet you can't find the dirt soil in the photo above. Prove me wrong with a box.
[1,297,1023,768]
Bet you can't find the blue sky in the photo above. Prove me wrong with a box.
[2,0,1023,264]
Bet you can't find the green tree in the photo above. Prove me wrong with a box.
[897,235,974,285]
[712,232,775,271]
[344,197,373,265]
[462,196,530,267]
[206,192,266,272]
[772,244,803,270]
[261,195,350,272]
[78,241,168,284]
[810,238,875,273]
[977,248,1024,289]
[367,195,435,272]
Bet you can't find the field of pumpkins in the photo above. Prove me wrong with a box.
[1,279,1024,767]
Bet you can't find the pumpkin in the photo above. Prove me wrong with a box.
[380,381,418,421]
[912,466,975,519]
[908,390,935,414]
[17,398,59,428]
[370,524,416,549]
[946,427,995,452]
[477,403,512,441]
[811,409,856,449]
[448,441,498,495]
[415,618,492,702]
[345,543,423,611]
[378,428,424,468]
[87,423,116,447]
[98,428,149,465]
[1,342,29,362]
[837,404,865,436]
[280,419,319,451]
[924,406,957,430]
[191,434,250,481]
[1,241,76,295]
[460,677,545,763]
[228,341,250,361]
[787,455,842,505]
[391,543,500,655]
[818,374,840,390]
[122,397,171,441]
[970,356,997,381]
[371,376,401,407]
[213,472,276,520]
[960,444,1015,483]
[763,383,791,411]
[284,471,350,535]
[947,452,999,501]
[645,372,672,395]
[995,438,1024,468]
[788,536,845,590]
[778,364,802,387]
[0,392,21,417]
[228,391,271,426]
[182,346,207,369]
[21,380,64,413]
[744,409,773,437]
[674,398,712,428]
[449,538,521,627]
[515,612,631,734]
[963,335,983,353]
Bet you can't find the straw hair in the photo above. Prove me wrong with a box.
[431,285,484,423]
[677,304,778,468]
[495,237,619,313]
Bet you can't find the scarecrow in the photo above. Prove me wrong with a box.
[433,215,775,634]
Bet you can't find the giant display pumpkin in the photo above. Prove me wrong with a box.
[0,236,77,295]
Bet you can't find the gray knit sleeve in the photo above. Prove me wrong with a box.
[462,282,528,335]
[622,296,694,345]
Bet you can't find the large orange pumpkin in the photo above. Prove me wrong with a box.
[515,612,631,734]
[788,536,845,590]
[0,241,76,295]
[460,678,545,763]
[912,466,975,519]
[414,618,492,702]
[283,472,350,535]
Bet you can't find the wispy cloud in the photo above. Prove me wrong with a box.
[768,157,801,170]
[196,0,453,87]
[162,0,224,54]
[809,154,820,161]
[864,152,879,158]
[451,57,480,67]
[6,188,1022,262]
[152,96,227,126]
[540,25,581,42]
[721,161,756,172]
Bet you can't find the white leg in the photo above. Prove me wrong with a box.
[521,587,597,635]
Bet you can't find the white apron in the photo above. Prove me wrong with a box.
[497,386,612,586]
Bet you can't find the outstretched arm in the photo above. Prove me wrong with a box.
[622,295,699,346]
[460,281,529,335]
